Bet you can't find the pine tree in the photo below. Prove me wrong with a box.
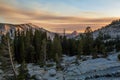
[14,29,22,63]
[94,31,104,54]
[83,27,93,55]
[23,29,35,63]
[19,31,25,63]
[62,36,68,55]
[0,34,17,79]
[47,37,53,60]
[40,39,47,67]
[101,44,107,58]
[92,46,98,59]
[52,34,62,69]
[33,30,42,63]
[115,36,120,52]
[17,61,28,80]
[77,39,83,59]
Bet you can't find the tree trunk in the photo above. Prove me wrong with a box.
[7,38,17,79]
[44,40,47,70]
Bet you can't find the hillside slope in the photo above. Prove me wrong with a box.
[93,20,120,38]
[0,23,55,40]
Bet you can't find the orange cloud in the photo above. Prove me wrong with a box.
[0,1,119,33]
[36,23,107,33]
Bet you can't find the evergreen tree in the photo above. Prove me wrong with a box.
[47,37,53,60]
[115,36,120,52]
[17,61,28,80]
[52,34,62,69]
[92,46,98,59]
[77,38,83,59]
[23,29,35,63]
[62,36,67,54]
[14,29,22,63]
[94,31,104,54]
[40,39,47,66]
[101,44,107,58]
[19,31,25,63]
[28,45,35,63]
[24,29,32,63]
[0,34,17,79]
[83,27,93,55]
[33,30,42,63]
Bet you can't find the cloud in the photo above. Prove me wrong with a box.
[0,1,118,24]
[0,0,119,33]
[37,23,106,33]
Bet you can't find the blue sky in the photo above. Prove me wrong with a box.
[25,0,120,17]
[10,0,120,17]
[0,0,120,33]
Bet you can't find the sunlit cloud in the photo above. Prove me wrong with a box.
[0,0,120,33]
[37,23,107,33]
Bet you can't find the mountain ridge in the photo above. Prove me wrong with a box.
[0,23,55,40]
[1,20,120,40]
[93,20,120,38]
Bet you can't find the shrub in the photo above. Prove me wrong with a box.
[118,54,120,60]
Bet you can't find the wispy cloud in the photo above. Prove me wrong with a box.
[0,0,119,33]
[37,23,107,33]
[0,3,116,24]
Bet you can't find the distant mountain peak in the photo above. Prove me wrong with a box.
[71,31,78,35]
[66,30,79,38]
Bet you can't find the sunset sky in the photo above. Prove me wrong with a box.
[0,0,120,33]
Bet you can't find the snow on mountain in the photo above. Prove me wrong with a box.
[0,23,55,40]
[66,31,79,38]
[22,52,120,80]
[93,20,120,39]
[1,51,120,80]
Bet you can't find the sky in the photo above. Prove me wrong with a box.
[0,0,120,33]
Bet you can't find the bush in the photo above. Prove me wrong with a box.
[118,54,120,60]
[46,64,54,67]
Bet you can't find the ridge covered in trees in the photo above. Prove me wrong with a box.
[1,27,120,64]
[0,26,120,79]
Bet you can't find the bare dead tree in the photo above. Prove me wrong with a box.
[7,36,17,79]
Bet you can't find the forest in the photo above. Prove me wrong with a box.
[0,27,120,79]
